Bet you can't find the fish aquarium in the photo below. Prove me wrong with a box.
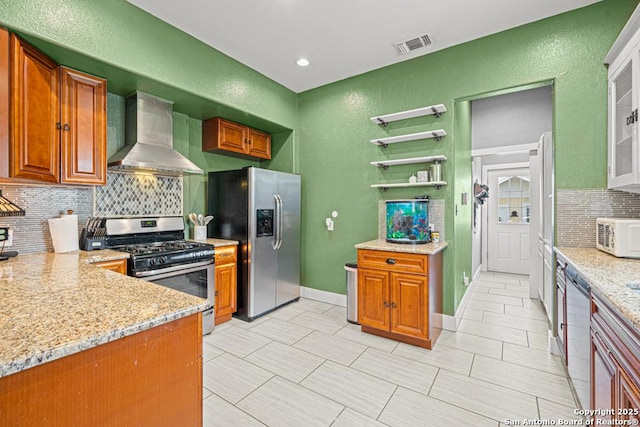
[385,199,430,244]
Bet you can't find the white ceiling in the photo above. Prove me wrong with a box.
[128,0,600,93]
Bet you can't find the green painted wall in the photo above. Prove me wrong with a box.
[3,0,638,315]
[0,0,299,232]
[298,0,638,314]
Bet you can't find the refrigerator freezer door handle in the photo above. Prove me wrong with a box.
[274,194,283,250]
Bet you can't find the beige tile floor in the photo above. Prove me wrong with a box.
[202,272,582,426]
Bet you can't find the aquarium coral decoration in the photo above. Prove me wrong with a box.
[385,200,430,244]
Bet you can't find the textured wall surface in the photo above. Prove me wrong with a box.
[297,0,638,314]
[557,189,640,247]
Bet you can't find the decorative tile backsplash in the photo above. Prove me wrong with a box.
[94,172,183,217]
[0,185,93,254]
[378,199,445,240]
[556,189,640,247]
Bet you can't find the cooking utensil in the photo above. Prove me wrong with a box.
[198,214,204,226]
[188,213,198,226]
[203,215,213,225]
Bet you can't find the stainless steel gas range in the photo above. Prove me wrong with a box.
[104,216,215,334]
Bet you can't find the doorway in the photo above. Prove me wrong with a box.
[469,84,552,299]
[485,166,530,275]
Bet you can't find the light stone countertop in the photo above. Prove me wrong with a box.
[555,247,640,332]
[193,238,239,247]
[355,239,448,255]
[0,250,210,378]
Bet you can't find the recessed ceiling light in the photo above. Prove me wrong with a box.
[296,58,310,67]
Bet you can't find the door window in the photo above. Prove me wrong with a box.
[497,175,530,223]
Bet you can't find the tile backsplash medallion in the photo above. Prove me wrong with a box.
[0,185,92,254]
[556,189,640,247]
[94,172,183,217]
[0,172,183,254]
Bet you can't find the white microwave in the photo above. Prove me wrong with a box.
[596,218,640,258]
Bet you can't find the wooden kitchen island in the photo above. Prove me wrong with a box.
[354,239,447,349]
[0,251,209,426]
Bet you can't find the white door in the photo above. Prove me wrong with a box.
[487,167,531,275]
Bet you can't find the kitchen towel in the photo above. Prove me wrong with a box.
[48,214,79,253]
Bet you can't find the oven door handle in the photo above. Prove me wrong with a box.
[134,260,214,279]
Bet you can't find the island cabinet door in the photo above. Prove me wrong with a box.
[390,272,428,339]
[358,268,390,330]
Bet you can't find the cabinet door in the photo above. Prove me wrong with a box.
[247,128,271,159]
[608,53,636,189]
[216,118,247,155]
[390,272,428,339]
[0,28,8,177]
[10,34,60,182]
[618,367,640,423]
[358,268,390,330]
[591,330,615,422]
[215,261,237,322]
[60,67,107,185]
[94,259,127,274]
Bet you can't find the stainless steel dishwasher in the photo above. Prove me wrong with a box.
[565,263,591,410]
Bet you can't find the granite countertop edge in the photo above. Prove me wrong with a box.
[0,250,210,379]
[0,303,209,378]
[354,239,448,255]
[554,246,640,332]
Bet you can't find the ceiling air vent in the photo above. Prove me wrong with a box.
[394,34,433,55]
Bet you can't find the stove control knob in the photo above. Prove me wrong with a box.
[159,256,168,264]
[148,259,156,266]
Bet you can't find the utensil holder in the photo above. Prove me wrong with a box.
[194,226,207,241]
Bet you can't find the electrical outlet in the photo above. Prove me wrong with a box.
[463,272,469,286]
[5,229,13,247]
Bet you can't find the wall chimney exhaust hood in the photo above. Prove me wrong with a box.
[107,91,204,176]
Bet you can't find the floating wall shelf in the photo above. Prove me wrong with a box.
[370,155,447,170]
[371,181,447,191]
[370,130,447,148]
[370,104,447,126]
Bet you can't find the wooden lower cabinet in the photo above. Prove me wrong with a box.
[93,258,127,274]
[357,248,442,349]
[215,245,237,324]
[591,290,640,421]
[0,313,203,427]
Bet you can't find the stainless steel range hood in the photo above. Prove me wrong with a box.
[107,91,204,176]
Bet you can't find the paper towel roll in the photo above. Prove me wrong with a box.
[48,215,79,253]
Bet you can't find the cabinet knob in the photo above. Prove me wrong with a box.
[386,258,396,265]
[384,301,389,308]
[56,122,62,130]
[391,302,397,309]
[247,139,251,145]
[63,124,71,131]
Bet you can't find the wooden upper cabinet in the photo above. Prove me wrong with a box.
[203,117,271,160]
[247,127,271,159]
[10,34,60,183]
[0,28,8,178]
[60,67,107,185]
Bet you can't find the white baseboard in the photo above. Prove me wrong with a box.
[300,286,347,307]
[442,266,482,331]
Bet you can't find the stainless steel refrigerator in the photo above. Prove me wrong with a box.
[208,167,301,321]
